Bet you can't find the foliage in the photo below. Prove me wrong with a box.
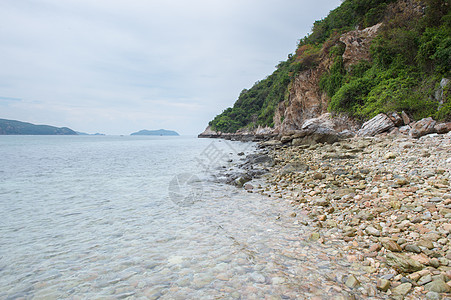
[328,0,451,121]
[209,0,451,133]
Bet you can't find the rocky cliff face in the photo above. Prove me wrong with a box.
[200,23,382,138]
[274,23,381,135]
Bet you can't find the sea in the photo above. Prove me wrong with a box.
[0,135,355,299]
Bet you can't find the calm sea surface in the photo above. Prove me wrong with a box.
[0,136,354,299]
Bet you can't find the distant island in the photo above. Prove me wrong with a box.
[130,129,179,136]
[0,118,77,135]
[76,131,106,136]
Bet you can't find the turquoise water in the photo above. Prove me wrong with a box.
[0,136,353,299]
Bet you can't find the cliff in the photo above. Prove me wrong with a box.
[201,0,450,139]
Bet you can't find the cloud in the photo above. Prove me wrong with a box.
[0,0,341,134]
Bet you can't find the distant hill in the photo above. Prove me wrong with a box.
[0,119,77,135]
[130,129,180,136]
[76,131,105,136]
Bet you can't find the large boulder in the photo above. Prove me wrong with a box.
[410,117,436,138]
[358,113,395,136]
[434,122,451,134]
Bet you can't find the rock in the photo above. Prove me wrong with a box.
[424,279,450,293]
[234,176,251,188]
[392,282,412,296]
[244,183,254,190]
[280,162,309,175]
[396,178,409,186]
[338,130,355,138]
[429,258,440,268]
[399,125,411,134]
[312,198,330,207]
[404,244,421,253]
[345,274,360,288]
[434,122,451,134]
[313,172,326,180]
[417,239,434,250]
[250,272,266,283]
[388,112,403,127]
[365,226,381,237]
[384,152,396,159]
[297,128,341,145]
[410,117,436,138]
[309,232,321,241]
[358,113,394,136]
[401,111,411,125]
[425,291,441,300]
[418,274,433,285]
[280,135,293,144]
[376,278,390,291]
[259,140,281,147]
[411,253,430,265]
[381,238,402,252]
[386,252,424,273]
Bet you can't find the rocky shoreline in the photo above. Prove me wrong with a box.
[222,128,450,299]
[204,111,451,299]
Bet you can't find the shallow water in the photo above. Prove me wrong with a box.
[0,136,357,299]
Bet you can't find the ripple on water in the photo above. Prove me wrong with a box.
[0,136,362,299]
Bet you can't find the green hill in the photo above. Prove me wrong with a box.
[208,0,450,133]
[0,119,77,135]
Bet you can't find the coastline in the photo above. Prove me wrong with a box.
[222,130,451,299]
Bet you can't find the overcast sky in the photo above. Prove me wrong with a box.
[0,0,341,135]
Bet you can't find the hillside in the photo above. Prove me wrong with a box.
[0,119,77,135]
[130,129,180,136]
[205,0,450,135]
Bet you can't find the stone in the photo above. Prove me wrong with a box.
[280,162,309,175]
[417,239,434,250]
[424,279,450,293]
[365,226,381,237]
[391,282,412,296]
[434,122,451,134]
[418,274,433,285]
[312,198,330,207]
[425,291,441,300]
[384,152,396,159]
[313,172,326,180]
[358,113,395,136]
[401,111,411,125]
[244,183,254,190]
[376,278,390,291]
[410,117,436,138]
[388,112,403,127]
[411,253,430,265]
[309,232,321,241]
[345,274,360,288]
[235,176,251,188]
[404,244,421,253]
[381,238,402,252]
[386,252,424,273]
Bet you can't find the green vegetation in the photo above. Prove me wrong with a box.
[326,0,451,121]
[210,0,451,133]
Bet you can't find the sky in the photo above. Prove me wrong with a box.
[0,0,342,135]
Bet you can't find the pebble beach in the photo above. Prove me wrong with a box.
[250,131,451,299]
